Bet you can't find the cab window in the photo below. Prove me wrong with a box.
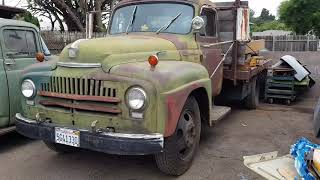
[3,29,37,58]
[200,8,217,37]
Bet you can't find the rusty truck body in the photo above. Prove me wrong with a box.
[16,0,270,175]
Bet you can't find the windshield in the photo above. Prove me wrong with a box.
[110,3,194,34]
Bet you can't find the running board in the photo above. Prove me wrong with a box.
[0,126,16,136]
[210,106,231,125]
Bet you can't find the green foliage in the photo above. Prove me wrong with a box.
[250,8,289,32]
[252,21,290,32]
[279,0,320,36]
[257,8,275,23]
[15,11,40,27]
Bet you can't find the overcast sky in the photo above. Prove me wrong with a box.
[4,0,284,29]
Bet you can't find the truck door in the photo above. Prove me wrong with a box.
[0,37,10,128]
[196,7,223,97]
[1,27,39,125]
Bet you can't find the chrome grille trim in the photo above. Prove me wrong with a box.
[57,62,102,68]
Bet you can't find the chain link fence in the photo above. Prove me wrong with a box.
[41,31,108,54]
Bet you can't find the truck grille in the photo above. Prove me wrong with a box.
[38,77,121,115]
[40,76,117,97]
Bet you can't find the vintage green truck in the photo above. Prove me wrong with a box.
[0,18,51,135]
[16,0,270,176]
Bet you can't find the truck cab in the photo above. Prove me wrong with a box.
[16,0,269,176]
[0,18,51,134]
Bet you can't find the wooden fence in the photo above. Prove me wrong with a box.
[41,31,107,54]
[252,35,319,52]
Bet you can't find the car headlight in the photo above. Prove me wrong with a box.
[21,79,36,98]
[126,87,147,110]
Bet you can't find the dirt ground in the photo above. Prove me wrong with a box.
[0,102,317,180]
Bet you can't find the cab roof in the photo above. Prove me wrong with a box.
[118,0,214,7]
[0,18,39,30]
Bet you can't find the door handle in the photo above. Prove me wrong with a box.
[4,61,15,65]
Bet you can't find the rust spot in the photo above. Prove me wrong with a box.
[39,100,122,114]
[38,91,121,103]
[164,83,203,137]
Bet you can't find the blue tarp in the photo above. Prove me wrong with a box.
[290,138,320,180]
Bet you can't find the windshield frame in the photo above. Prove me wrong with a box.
[108,1,195,35]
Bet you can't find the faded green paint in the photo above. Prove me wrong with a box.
[0,42,9,127]
[0,19,51,129]
[20,0,214,137]
[59,35,182,72]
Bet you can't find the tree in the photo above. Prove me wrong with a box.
[279,0,320,36]
[252,21,290,32]
[254,8,275,25]
[27,0,119,32]
[15,11,40,27]
[250,8,288,32]
[249,9,255,22]
[260,8,275,22]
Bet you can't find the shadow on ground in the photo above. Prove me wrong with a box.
[0,132,33,153]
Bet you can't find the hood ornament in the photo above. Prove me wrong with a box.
[68,39,88,58]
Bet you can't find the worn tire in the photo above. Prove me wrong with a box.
[244,77,260,110]
[43,141,77,153]
[155,96,201,176]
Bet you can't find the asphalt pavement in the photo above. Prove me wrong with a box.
[0,101,317,180]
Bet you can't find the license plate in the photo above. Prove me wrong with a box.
[55,127,80,147]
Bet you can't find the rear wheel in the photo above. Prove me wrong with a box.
[285,99,292,106]
[43,141,77,153]
[155,96,201,176]
[268,98,274,104]
[244,77,260,109]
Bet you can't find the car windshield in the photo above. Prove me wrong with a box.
[110,3,194,34]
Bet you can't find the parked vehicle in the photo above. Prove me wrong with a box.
[16,0,270,175]
[0,18,51,135]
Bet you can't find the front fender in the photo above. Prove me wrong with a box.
[110,61,212,137]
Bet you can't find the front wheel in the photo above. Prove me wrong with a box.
[155,96,201,176]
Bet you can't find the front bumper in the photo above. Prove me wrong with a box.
[15,113,164,155]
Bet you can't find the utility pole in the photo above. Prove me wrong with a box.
[2,0,5,5]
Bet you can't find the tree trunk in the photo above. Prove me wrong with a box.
[94,0,104,32]
[52,0,85,31]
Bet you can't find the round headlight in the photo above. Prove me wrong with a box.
[126,87,147,110]
[22,79,36,98]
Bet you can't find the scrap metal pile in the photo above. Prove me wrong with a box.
[265,55,315,105]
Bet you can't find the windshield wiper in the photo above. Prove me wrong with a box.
[126,5,138,34]
[156,12,182,34]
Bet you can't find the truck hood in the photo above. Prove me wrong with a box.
[59,35,181,72]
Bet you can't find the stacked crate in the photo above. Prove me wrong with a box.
[265,67,296,105]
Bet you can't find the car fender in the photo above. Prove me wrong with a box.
[110,61,212,137]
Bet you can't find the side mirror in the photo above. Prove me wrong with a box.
[36,52,45,62]
[191,16,205,33]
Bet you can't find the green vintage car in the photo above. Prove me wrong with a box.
[0,18,51,134]
[16,0,269,176]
